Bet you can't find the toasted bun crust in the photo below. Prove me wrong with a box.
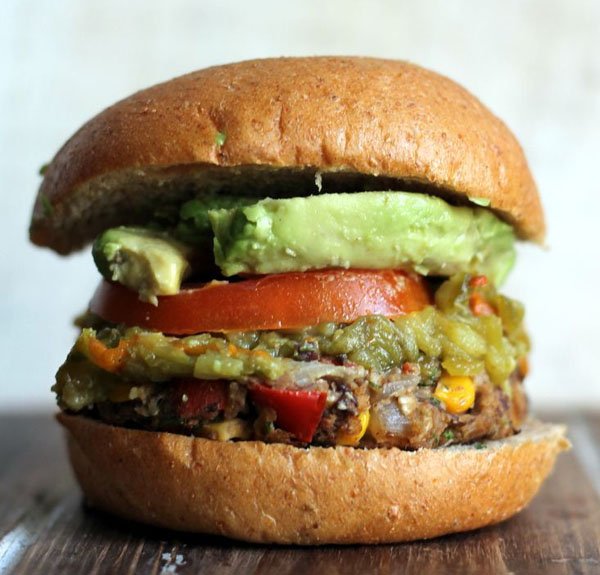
[58,414,568,544]
[31,57,543,254]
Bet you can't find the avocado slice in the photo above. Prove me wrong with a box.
[173,196,257,245]
[92,227,193,304]
[209,192,516,285]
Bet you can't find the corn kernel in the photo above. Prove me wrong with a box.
[337,410,370,446]
[203,418,252,441]
[434,375,476,414]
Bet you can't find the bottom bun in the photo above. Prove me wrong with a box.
[58,413,569,545]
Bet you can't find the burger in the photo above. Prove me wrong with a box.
[30,57,568,544]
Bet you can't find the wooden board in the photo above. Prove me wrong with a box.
[1,412,599,575]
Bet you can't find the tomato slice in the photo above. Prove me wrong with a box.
[248,385,327,443]
[89,269,431,334]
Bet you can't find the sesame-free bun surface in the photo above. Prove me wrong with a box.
[31,57,544,254]
[58,414,568,545]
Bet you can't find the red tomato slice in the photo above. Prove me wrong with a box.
[89,269,431,334]
[248,385,327,443]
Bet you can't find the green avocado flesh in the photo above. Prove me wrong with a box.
[54,274,529,412]
[168,196,258,246]
[210,192,516,284]
[92,227,193,304]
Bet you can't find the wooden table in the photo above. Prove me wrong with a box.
[1,412,599,575]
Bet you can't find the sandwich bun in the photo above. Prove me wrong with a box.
[58,414,568,545]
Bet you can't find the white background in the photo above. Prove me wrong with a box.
[1,0,598,410]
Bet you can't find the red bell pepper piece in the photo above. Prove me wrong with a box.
[249,385,327,443]
[469,293,496,317]
[172,379,228,420]
[468,275,488,288]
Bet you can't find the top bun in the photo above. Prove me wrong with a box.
[30,57,544,254]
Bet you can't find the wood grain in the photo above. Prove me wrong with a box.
[0,413,598,575]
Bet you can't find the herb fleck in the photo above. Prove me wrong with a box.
[442,429,455,441]
[473,441,486,450]
[39,163,49,176]
[215,131,227,147]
